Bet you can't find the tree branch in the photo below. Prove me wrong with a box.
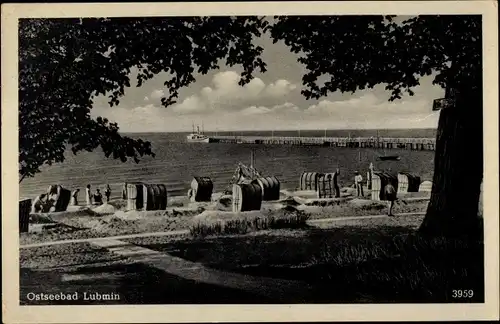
[19,173,27,184]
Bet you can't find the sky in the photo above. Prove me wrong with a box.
[90,21,444,133]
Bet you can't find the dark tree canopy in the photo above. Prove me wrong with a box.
[268,15,481,100]
[19,17,268,180]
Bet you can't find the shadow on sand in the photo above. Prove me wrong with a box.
[20,262,271,305]
[143,225,484,303]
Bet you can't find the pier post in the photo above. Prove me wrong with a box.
[367,162,374,190]
[208,135,435,151]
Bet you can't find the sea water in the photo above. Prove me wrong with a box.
[19,129,436,199]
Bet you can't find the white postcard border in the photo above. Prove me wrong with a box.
[2,1,498,323]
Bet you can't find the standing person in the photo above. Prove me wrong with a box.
[31,194,47,214]
[333,168,341,198]
[354,171,364,197]
[85,184,92,206]
[46,185,60,211]
[384,183,398,216]
[104,184,111,203]
[47,185,61,204]
[367,162,374,190]
[93,189,103,205]
[70,189,80,206]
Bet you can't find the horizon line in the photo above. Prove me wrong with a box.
[122,127,438,134]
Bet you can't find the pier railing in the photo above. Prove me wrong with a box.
[208,135,436,150]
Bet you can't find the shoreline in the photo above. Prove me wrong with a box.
[19,133,436,201]
[21,188,430,246]
[20,173,435,204]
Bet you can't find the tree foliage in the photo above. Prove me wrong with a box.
[268,15,481,100]
[19,17,268,180]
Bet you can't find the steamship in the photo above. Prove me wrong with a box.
[186,124,210,143]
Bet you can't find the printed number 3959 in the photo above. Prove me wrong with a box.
[452,290,474,298]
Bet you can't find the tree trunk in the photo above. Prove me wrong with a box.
[418,85,483,240]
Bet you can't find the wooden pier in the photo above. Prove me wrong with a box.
[208,135,436,151]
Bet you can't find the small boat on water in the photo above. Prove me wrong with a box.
[186,123,209,143]
[378,155,401,161]
[375,130,401,161]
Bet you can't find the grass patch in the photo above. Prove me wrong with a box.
[20,242,124,269]
[352,200,387,211]
[151,217,484,303]
[190,209,311,238]
[302,233,484,303]
[304,199,428,220]
[107,199,127,210]
[20,262,266,305]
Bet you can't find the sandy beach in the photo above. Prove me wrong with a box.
[21,187,430,246]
